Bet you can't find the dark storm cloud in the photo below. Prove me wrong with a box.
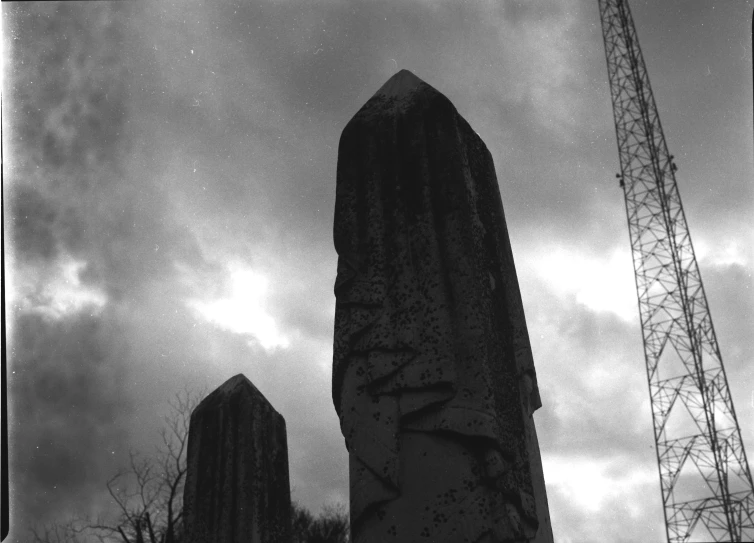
[5,4,127,176]
[213,1,378,115]
[10,186,59,263]
[530,290,654,461]
[5,1,127,270]
[6,0,208,296]
[123,0,608,259]
[6,1,125,267]
[9,310,132,529]
[4,2,209,535]
[500,0,565,24]
[614,0,753,224]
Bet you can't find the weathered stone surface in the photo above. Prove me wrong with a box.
[333,69,553,542]
[183,374,291,543]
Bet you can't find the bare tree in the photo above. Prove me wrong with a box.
[30,386,201,543]
[310,504,349,543]
[292,502,350,543]
[30,522,86,543]
[31,386,350,543]
[86,387,199,543]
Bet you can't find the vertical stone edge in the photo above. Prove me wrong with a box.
[527,416,554,543]
[182,401,203,543]
[267,408,292,543]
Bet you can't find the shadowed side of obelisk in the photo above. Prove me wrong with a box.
[183,374,291,543]
[333,69,553,543]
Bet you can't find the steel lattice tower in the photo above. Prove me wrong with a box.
[597,1,754,541]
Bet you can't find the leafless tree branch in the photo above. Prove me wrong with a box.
[30,387,204,543]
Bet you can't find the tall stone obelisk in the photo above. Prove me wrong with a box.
[332,70,553,543]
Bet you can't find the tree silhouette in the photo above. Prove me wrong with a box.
[292,502,349,543]
[30,387,200,543]
[29,386,350,543]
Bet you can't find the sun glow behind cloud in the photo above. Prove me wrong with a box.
[526,245,637,321]
[694,235,751,268]
[187,264,290,352]
[543,454,655,515]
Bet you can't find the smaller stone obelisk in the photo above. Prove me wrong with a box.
[183,374,291,543]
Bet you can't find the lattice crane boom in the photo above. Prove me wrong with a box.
[597,1,754,541]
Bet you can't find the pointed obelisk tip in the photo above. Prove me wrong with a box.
[373,69,426,100]
[347,68,448,124]
[220,373,249,390]
[212,373,266,402]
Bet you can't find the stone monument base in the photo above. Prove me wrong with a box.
[354,423,552,543]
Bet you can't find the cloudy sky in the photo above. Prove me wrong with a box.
[2,0,753,541]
